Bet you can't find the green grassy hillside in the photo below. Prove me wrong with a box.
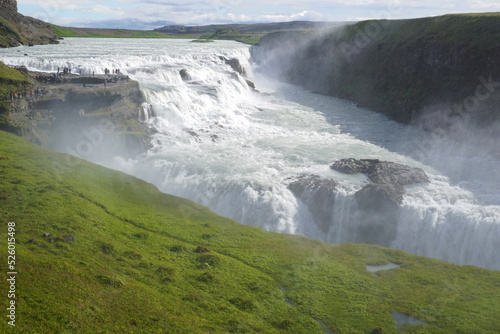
[0,16,24,47]
[0,61,30,97]
[0,130,499,333]
[0,62,31,132]
[51,25,182,39]
[0,10,59,48]
[332,13,500,123]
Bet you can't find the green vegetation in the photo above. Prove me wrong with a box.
[200,28,271,45]
[257,13,500,124]
[340,13,500,51]
[155,21,335,45]
[51,25,267,44]
[49,25,82,38]
[191,39,215,43]
[0,62,30,96]
[0,130,499,333]
[0,16,25,47]
[333,13,500,123]
[51,25,188,39]
[0,63,31,132]
[0,7,59,47]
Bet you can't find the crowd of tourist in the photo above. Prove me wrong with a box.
[9,89,47,101]
[4,66,129,101]
[104,68,122,75]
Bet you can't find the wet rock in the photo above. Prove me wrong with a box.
[368,161,429,186]
[356,183,404,209]
[331,158,429,205]
[63,235,75,242]
[354,183,401,245]
[288,175,338,234]
[330,158,430,245]
[179,69,191,81]
[330,158,380,175]
[16,66,29,74]
[183,128,201,142]
[225,58,246,76]
[246,80,256,90]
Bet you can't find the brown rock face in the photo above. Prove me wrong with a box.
[0,0,17,13]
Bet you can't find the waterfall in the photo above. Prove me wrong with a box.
[1,38,498,270]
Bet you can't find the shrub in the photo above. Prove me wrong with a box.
[194,246,211,253]
[170,245,187,252]
[99,242,114,254]
[198,272,215,282]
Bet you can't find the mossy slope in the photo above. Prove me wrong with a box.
[0,8,59,48]
[0,131,499,333]
[0,61,31,132]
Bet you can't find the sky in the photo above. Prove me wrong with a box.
[17,0,500,30]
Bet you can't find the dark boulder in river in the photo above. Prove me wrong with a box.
[334,158,430,245]
[288,175,338,234]
[225,58,246,76]
[179,69,191,81]
[288,160,430,246]
[331,158,430,205]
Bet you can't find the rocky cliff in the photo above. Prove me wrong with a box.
[2,68,151,160]
[0,0,59,47]
[288,160,429,246]
[253,14,500,135]
[0,0,17,13]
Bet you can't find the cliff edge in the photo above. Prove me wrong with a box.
[254,14,500,135]
[0,0,59,47]
[1,64,151,160]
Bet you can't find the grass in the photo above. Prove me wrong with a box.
[191,39,215,43]
[0,130,498,333]
[0,63,32,132]
[52,25,273,45]
[201,28,268,45]
[342,13,500,51]
[341,13,500,119]
[51,25,190,39]
[0,16,25,47]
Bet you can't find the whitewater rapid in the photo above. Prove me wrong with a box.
[1,38,498,270]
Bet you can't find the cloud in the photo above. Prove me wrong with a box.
[18,0,500,29]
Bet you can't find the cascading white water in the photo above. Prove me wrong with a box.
[1,38,498,270]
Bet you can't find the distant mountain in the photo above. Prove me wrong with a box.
[154,21,347,45]
[155,21,343,35]
[0,0,59,47]
[66,18,177,31]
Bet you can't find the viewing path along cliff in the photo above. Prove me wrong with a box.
[3,68,150,160]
